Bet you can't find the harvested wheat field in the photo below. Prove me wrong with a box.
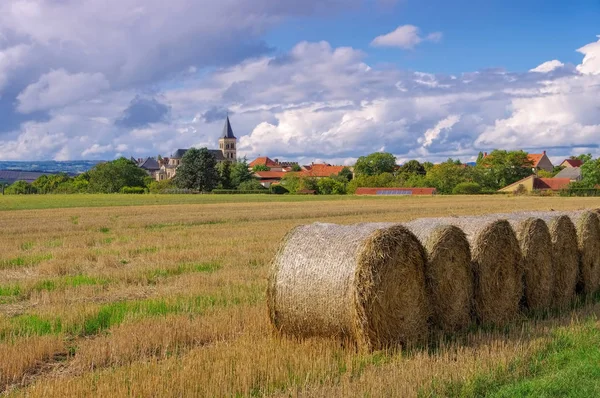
[2,194,600,397]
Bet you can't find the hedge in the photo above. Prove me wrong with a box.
[121,186,146,194]
[212,190,271,195]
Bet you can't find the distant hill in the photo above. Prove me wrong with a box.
[0,160,100,175]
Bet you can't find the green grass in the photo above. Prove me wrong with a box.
[0,253,53,270]
[0,285,262,339]
[0,193,384,211]
[145,262,221,283]
[429,319,600,398]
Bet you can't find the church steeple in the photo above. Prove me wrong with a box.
[219,116,237,161]
[222,116,236,139]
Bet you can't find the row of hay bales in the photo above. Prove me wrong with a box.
[267,210,600,351]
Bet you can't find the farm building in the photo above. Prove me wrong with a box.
[355,187,437,196]
[498,175,571,193]
[0,170,54,185]
[554,167,582,181]
[559,158,584,168]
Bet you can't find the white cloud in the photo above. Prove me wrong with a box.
[419,115,461,147]
[371,25,442,49]
[17,69,109,113]
[0,44,31,92]
[530,60,564,73]
[577,36,600,75]
[82,144,113,157]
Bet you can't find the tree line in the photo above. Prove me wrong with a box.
[3,149,600,195]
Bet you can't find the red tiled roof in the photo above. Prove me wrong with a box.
[561,159,583,168]
[527,153,544,167]
[533,178,571,191]
[253,171,286,179]
[301,164,346,177]
[249,157,280,168]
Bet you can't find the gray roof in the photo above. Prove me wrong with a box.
[139,157,160,171]
[222,116,236,139]
[172,149,188,159]
[0,170,53,184]
[554,167,582,180]
[208,150,226,161]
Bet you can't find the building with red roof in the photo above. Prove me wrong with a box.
[498,175,570,193]
[559,159,584,168]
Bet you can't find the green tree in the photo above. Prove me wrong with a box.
[88,158,148,193]
[173,148,219,191]
[399,160,425,175]
[231,157,254,188]
[317,177,347,195]
[217,161,233,189]
[425,160,470,194]
[476,149,533,190]
[338,167,353,182]
[290,164,302,172]
[452,182,482,195]
[252,164,270,172]
[354,152,397,176]
[422,162,434,172]
[5,180,36,194]
[476,151,485,164]
[32,173,72,193]
[147,179,175,193]
[238,179,266,190]
[73,172,90,193]
[280,174,301,193]
[577,157,600,188]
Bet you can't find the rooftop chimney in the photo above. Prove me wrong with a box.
[543,150,546,155]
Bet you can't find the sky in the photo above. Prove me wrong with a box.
[0,0,599,165]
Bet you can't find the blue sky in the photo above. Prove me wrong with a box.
[0,0,599,164]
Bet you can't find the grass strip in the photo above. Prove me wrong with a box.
[422,318,600,397]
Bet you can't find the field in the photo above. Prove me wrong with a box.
[1,194,600,397]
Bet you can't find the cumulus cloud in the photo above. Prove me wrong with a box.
[577,36,600,75]
[17,69,109,113]
[419,115,461,147]
[530,60,564,73]
[371,25,442,49]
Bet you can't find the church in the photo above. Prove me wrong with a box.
[154,116,237,181]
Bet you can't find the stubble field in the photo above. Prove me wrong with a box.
[1,194,600,397]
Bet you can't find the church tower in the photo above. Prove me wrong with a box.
[219,116,237,162]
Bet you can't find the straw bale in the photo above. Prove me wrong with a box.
[564,211,600,295]
[548,215,579,307]
[267,222,429,351]
[428,217,523,326]
[404,219,473,332]
[504,217,552,311]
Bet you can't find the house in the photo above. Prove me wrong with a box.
[527,151,554,173]
[253,171,287,188]
[155,117,237,181]
[136,157,161,179]
[560,159,584,168]
[554,167,582,181]
[355,187,437,196]
[249,157,284,172]
[498,175,571,193]
[299,163,347,178]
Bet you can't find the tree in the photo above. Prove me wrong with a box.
[577,157,600,188]
[32,173,72,193]
[398,160,425,175]
[231,157,254,188]
[422,162,434,172]
[290,164,302,172]
[73,172,90,193]
[354,152,397,176]
[281,174,301,193]
[338,167,353,182]
[425,161,470,194]
[476,151,485,164]
[147,179,175,193]
[217,161,233,189]
[476,149,533,190]
[5,180,36,195]
[252,164,270,172]
[88,158,148,193]
[317,177,347,195]
[452,182,482,195]
[174,148,219,191]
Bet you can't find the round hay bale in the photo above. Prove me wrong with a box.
[434,217,523,326]
[267,222,430,351]
[548,215,579,308]
[566,211,600,295]
[507,218,553,311]
[404,219,472,332]
[491,211,579,307]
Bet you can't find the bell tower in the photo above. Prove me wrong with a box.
[219,116,237,162]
